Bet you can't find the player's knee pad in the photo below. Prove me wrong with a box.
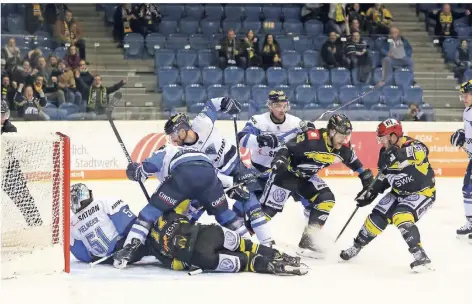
[213,252,246,273]
[463,183,472,199]
[364,210,389,237]
[220,226,241,251]
[392,207,416,230]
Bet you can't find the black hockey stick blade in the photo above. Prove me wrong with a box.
[106,91,123,116]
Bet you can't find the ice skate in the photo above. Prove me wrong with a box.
[409,245,434,273]
[274,252,301,266]
[456,220,472,239]
[296,225,325,259]
[340,239,362,261]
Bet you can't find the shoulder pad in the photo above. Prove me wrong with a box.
[307,129,320,140]
[250,116,257,125]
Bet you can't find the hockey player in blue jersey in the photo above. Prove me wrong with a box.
[451,80,472,240]
[113,145,251,269]
[70,183,149,265]
[162,97,272,245]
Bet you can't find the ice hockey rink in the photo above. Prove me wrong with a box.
[2,177,471,304]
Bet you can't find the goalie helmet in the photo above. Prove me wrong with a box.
[164,113,191,135]
[71,183,93,214]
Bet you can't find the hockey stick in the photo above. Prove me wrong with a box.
[106,91,151,202]
[334,168,385,242]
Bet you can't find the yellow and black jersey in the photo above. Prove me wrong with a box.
[376,136,435,197]
[280,128,363,178]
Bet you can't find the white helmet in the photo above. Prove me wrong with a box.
[70,183,92,214]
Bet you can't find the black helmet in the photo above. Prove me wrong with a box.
[327,114,352,135]
[164,113,191,135]
[267,90,289,104]
[460,80,472,94]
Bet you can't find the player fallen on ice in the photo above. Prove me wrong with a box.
[269,114,374,258]
[114,145,253,269]
[163,98,272,246]
[147,210,308,276]
[450,80,472,242]
[340,119,436,272]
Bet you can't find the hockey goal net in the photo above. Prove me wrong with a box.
[1,132,70,279]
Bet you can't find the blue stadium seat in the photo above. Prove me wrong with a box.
[179,19,199,35]
[158,20,179,35]
[317,85,338,106]
[6,15,24,34]
[275,85,294,101]
[455,24,470,38]
[33,32,53,49]
[360,85,382,107]
[295,84,317,106]
[282,6,301,21]
[262,5,282,21]
[283,20,303,35]
[338,85,359,105]
[403,87,424,104]
[123,33,144,59]
[158,67,180,89]
[165,34,189,50]
[442,38,459,63]
[188,103,206,115]
[185,84,207,105]
[244,5,262,21]
[145,33,166,56]
[304,20,324,37]
[204,4,224,20]
[281,50,301,68]
[185,4,204,20]
[389,108,408,121]
[330,67,351,88]
[197,49,216,67]
[276,35,294,51]
[373,36,387,51]
[288,67,308,86]
[202,66,223,86]
[382,85,403,107]
[312,35,328,51]
[224,5,245,21]
[369,50,381,67]
[189,35,209,50]
[242,21,262,34]
[351,68,372,86]
[180,66,202,86]
[54,47,67,59]
[207,84,229,99]
[201,19,221,37]
[371,103,389,111]
[160,4,185,20]
[59,103,79,116]
[104,5,117,25]
[224,66,245,85]
[293,36,312,53]
[309,67,330,87]
[464,69,472,81]
[222,20,242,33]
[245,67,266,86]
[393,69,414,89]
[39,47,52,59]
[267,67,287,86]
[162,84,185,109]
[303,50,320,68]
[373,67,393,85]
[176,49,198,68]
[251,84,271,106]
[230,84,251,103]
[420,106,435,121]
[155,49,175,68]
[262,20,282,35]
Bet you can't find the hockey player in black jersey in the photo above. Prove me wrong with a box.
[267,114,374,258]
[146,210,308,276]
[340,118,435,272]
[1,100,42,226]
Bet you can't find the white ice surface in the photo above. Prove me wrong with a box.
[1,178,471,304]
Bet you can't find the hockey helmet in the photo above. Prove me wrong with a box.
[71,183,93,214]
[327,114,352,135]
[376,118,403,143]
[267,90,290,111]
[164,113,191,135]
[459,80,472,94]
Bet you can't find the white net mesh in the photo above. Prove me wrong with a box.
[1,133,69,279]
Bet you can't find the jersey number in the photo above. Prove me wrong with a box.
[85,227,112,255]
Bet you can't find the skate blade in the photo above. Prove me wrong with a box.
[282,265,309,276]
[296,248,325,260]
[411,263,435,273]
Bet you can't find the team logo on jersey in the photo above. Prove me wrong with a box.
[272,189,287,203]
[379,195,392,206]
[205,143,217,155]
[218,258,235,271]
[304,152,338,164]
[224,231,237,247]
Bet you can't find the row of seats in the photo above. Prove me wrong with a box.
[442,37,472,63]
[1,31,58,51]
[157,65,414,88]
[161,83,423,109]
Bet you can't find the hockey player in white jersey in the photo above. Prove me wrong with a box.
[113,145,251,268]
[450,80,472,241]
[162,97,272,245]
[70,183,149,264]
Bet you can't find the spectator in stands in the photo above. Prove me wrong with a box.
[241,30,261,67]
[218,29,246,69]
[345,31,371,82]
[260,34,280,70]
[45,4,68,35]
[11,60,34,86]
[25,4,45,34]
[347,3,365,30]
[78,60,94,86]
[1,59,8,79]
[64,46,81,70]
[349,19,367,36]
[55,10,86,60]
[402,103,426,121]
[321,31,345,68]
[136,4,161,34]
[46,55,59,86]
[14,83,49,120]
[33,74,64,106]
[378,27,414,87]
[2,38,22,73]
[52,60,82,106]
[113,4,140,46]
[27,48,43,70]
[74,71,126,115]
[365,4,392,35]
[454,39,472,83]
[429,4,470,46]
[327,4,348,36]
[2,75,17,113]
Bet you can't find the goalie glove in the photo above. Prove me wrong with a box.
[113,238,142,269]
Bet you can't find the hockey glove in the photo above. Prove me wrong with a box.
[126,162,147,183]
[358,169,374,189]
[450,129,465,147]
[220,97,241,115]
[379,146,400,170]
[235,167,261,192]
[227,185,251,201]
[271,158,288,174]
[355,188,378,207]
[257,133,279,149]
[113,238,142,269]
